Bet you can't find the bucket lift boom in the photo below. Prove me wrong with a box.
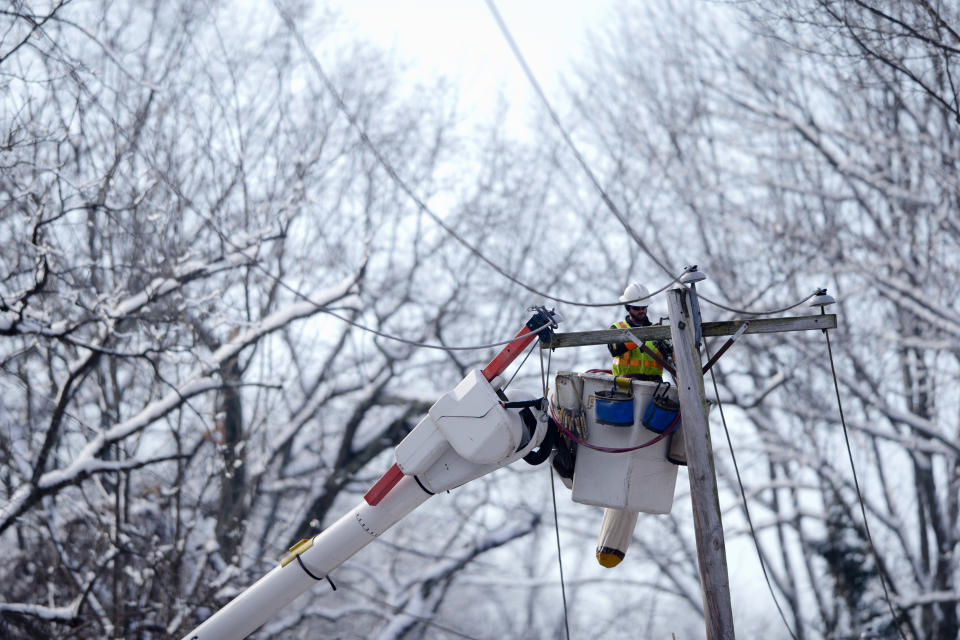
[183,307,562,640]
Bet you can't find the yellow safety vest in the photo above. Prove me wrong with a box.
[611,320,663,378]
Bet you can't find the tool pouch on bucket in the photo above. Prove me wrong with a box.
[641,381,680,433]
[594,376,635,426]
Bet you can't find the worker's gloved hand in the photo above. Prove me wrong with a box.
[653,340,675,367]
[608,342,630,357]
[623,341,638,351]
[653,339,672,356]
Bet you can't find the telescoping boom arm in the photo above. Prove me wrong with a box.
[183,308,561,640]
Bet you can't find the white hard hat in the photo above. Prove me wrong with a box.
[619,282,650,305]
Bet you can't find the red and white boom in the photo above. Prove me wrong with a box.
[183,308,561,639]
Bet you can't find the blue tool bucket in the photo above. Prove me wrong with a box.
[642,382,680,433]
[594,389,634,426]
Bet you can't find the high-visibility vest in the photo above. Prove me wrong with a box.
[611,320,663,378]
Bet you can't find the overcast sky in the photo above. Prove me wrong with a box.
[328,1,616,125]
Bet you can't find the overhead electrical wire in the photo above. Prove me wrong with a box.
[697,291,819,316]
[273,2,686,310]
[54,1,826,351]
[48,2,673,357]
[823,328,909,640]
[504,338,538,388]
[41,0,831,347]
[273,3,826,335]
[483,0,833,321]
[702,342,800,640]
[63,85,673,355]
[540,347,572,640]
[548,464,572,640]
[24,2,691,367]
[699,320,909,640]
[483,0,675,280]
[321,306,555,352]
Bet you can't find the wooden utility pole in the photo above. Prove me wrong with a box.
[547,289,838,640]
[666,286,734,640]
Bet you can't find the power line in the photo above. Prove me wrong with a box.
[697,291,818,316]
[703,342,800,640]
[823,327,909,640]
[274,2,686,310]
[483,0,676,280]
[541,347,571,640]
[51,5,654,354]
[258,8,818,343]
[320,306,555,352]
[504,338,538,389]
[45,2,821,351]
[36,0,832,330]
[30,1,682,366]
[547,466,572,640]
[483,1,833,321]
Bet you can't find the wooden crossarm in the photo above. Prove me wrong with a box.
[547,313,837,349]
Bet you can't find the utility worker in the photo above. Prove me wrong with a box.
[608,282,671,381]
[595,283,677,569]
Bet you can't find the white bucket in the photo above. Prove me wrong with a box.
[554,371,680,514]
